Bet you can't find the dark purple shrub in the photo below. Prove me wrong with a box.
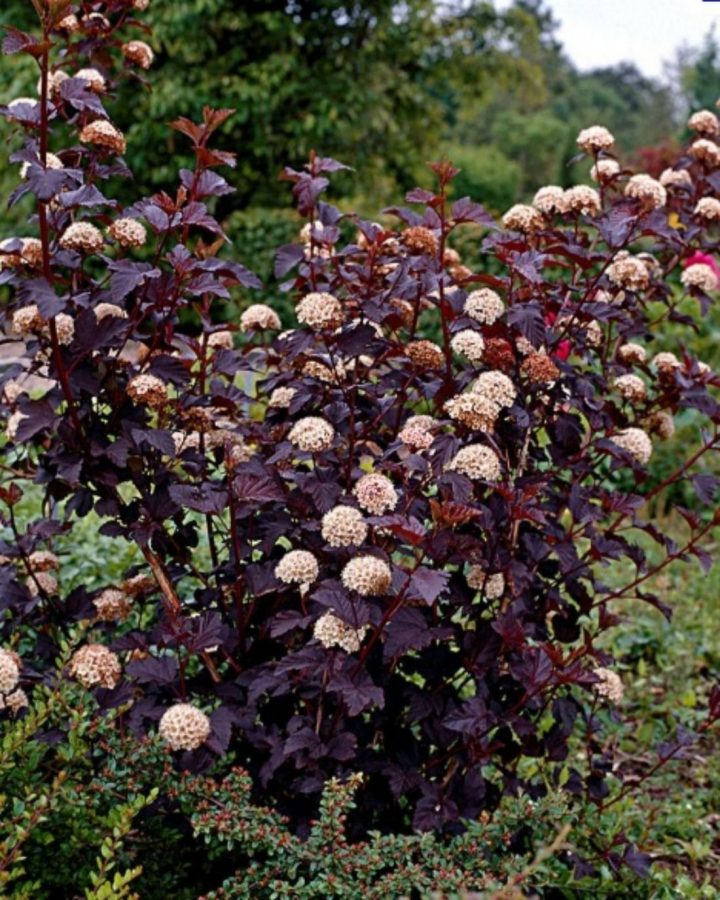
[1,2,719,836]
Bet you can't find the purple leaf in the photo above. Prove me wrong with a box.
[2,27,38,55]
[59,78,106,115]
[107,259,161,303]
[180,168,234,199]
[127,655,179,684]
[444,697,490,736]
[451,197,496,228]
[410,566,449,604]
[314,156,351,174]
[274,242,305,278]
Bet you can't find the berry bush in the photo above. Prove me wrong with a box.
[1,0,720,872]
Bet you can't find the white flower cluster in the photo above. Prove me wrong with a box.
[353,474,397,515]
[68,644,121,689]
[240,304,281,332]
[296,292,343,330]
[466,567,505,599]
[502,204,544,233]
[450,329,485,363]
[288,417,335,452]
[612,428,653,465]
[314,612,367,653]
[447,444,501,481]
[275,550,319,586]
[341,556,392,596]
[321,506,368,547]
[158,703,211,751]
[624,174,666,210]
[592,667,624,704]
[464,289,505,325]
[681,263,719,292]
[576,125,615,153]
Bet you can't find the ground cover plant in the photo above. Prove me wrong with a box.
[1,0,720,895]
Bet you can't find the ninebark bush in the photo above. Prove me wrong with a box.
[1,0,719,844]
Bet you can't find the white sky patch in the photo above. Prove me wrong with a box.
[495,0,720,78]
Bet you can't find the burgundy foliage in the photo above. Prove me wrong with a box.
[1,0,719,842]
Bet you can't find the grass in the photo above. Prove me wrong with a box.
[595,518,720,895]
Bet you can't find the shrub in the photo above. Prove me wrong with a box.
[1,0,720,857]
[0,633,159,898]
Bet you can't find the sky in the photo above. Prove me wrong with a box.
[495,0,720,79]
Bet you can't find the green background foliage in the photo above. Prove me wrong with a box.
[0,0,713,233]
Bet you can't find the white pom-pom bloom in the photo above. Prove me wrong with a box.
[624,174,666,210]
[617,343,647,365]
[445,392,499,431]
[405,414,437,431]
[447,444,501,481]
[613,374,646,403]
[0,689,28,715]
[464,289,505,325]
[0,650,20,693]
[341,556,392,596]
[694,198,720,221]
[240,304,281,332]
[647,411,675,440]
[275,550,319,586]
[563,185,601,217]
[27,572,58,597]
[466,567,505,599]
[688,109,720,135]
[288,417,335,452]
[206,330,234,351]
[689,139,720,166]
[607,255,650,291]
[450,329,485,363]
[28,550,60,572]
[94,302,128,321]
[75,67,106,92]
[472,370,517,408]
[296,292,343,330]
[611,428,653,465]
[268,386,297,408]
[11,304,45,336]
[590,159,620,182]
[127,373,167,408]
[313,612,367,653]
[79,120,127,155]
[158,704,211,751]
[6,411,27,441]
[502,204,544,233]
[54,314,75,346]
[576,125,615,153]
[532,185,567,215]
[68,644,121,689]
[108,217,147,248]
[593,667,624,704]
[122,40,154,70]
[398,424,434,450]
[681,263,719,292]
[353,474,397,515]
[652,351,681,374]
[93,588,132,622]
[59,222,104,253]
[321,506,368,547]
[659,168,692,190]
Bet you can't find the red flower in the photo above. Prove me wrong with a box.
[546,310,571,361]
